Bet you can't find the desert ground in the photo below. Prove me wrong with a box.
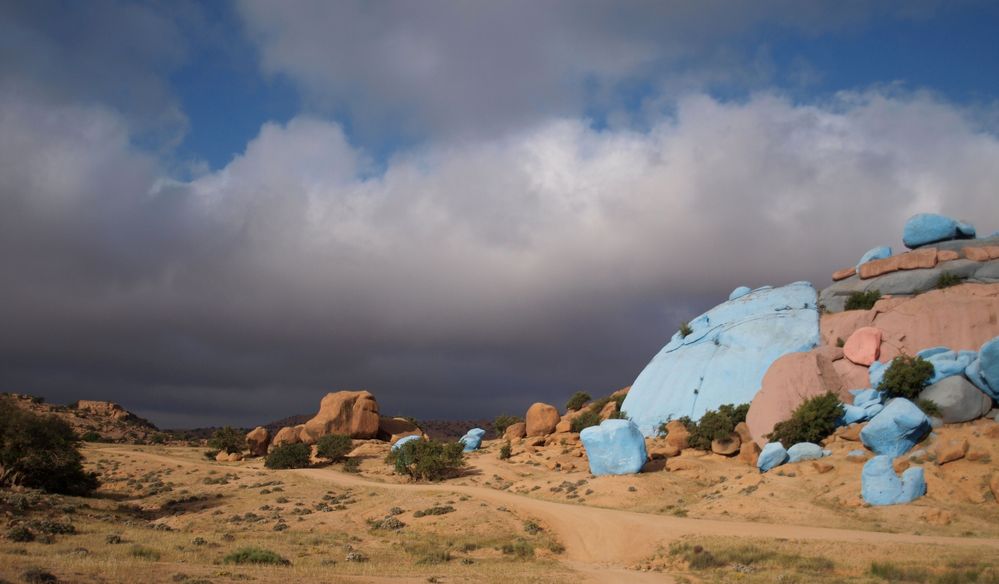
[3,424,999,584]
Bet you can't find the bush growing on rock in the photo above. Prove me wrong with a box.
[315,434,352,462]
[565,392,591,411]
[878,355,935,399]
[679,321,693,338]
[492,415,523,435]
[387,439,464,481]
[935,273,964,289]
[767,392,843,447]
[0,397,98,495]
[915,398,941,417]
[209,426,245,455]
[845,289,881,311]
[264,443,311,470]
[570,409,602,433]
[679,403,749,451]
[499,440,512,460]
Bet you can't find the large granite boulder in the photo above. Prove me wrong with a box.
[861,455,926,505]
[579,419,647,476]
[503,422,527,440]
[378,417,424,444]
[857,246,892,269]
[903,213,975,249]
[757,442,788,472]
[623,282,820,436]
[272,425,303,447]
[787,442,828,463]
[245,426,270,457]
[525,403,560,436]
[301,391,380,442]
[459,428,486,451]
[860,398,931,457]
[746,347,849,445]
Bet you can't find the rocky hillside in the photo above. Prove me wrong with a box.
[1,392,159,443]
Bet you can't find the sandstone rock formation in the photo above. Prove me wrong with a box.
[377,417,423,444]
[245,426,269,457]
[272,425,303,447]
[525,403,560,436]
[503,421,526,440]
[301,390,380,442]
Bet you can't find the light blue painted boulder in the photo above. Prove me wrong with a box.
[861,455,927,505]
[917,347,976,384]
[458,428,486,452]
[857,246,892,269]
[840,404,868,425]
[869,361,888,389]
[860,398,931,457]
[787,442,828,463]
[729,286,752,301]
[579,419,647,476]
[622,282,820,436]
[851,388,883,408]
[391,435,422,451]
[902,213,975,249]
[977,335,999,398]
[757,442,789,472]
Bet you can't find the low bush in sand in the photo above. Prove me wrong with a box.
[386,439,464,482]
[223,547,290,565]
[265,443,311,470]
[315,434,352,462]
[768,392,843,447]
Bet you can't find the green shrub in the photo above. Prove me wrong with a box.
[682,403,749,451]
[0,397,98,495]
[342,457,361,473]
[878,355,935,399]
[607,409,628,420]
[130,545,161,561]
[679,321,693,337]
[499,440,512,460]
[935,273,964,289]
[845,289,881,310]
[565,392,591,411]
[570,409,601,433]
[386,439,464,482]
[208,426,244,455]
[264,443,311,470]
[500,539,535,559]
[6,525,34,542]
[768,392,843,447]
[80,431,102,443]
[315,434,352,462]
[223,547,290,565]
[915,398,941,417]
[492,415,523,435]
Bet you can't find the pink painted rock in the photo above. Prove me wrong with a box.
[938,249,959,262]
[843,327,882,366]
[832,267,857,281]
[746,349,851,446]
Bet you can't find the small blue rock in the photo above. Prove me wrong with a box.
[579,419,648,476]
[840,404,868,425]
[728,286,752,301]
[458,428,486,451]
[917,347,976,384]
[851,388,883,408]
[861,455,927,505]
[902,213,975,248]
[860,398,931,457]
[757,442,789,472]
[977,335,999,398]
[869,361,888,389]
[856,246,892,269]
[787,442,827,463]
[966,357,998,400]
[391,435,422,451]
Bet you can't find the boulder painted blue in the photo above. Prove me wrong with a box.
[622,282,820,436]
[458,428,486,452]
[787,442,828,463]
[860,398,931,457]
[579,419,647,476]
[851,388,883,408]
[757,442,789,472]
[729,286,752,301]
[902,213,975,249]
[840,404,868,425]
[857,246,892,269]
[861,455,927,505]
[391,435,422,451]
[977,335,999,398]
[869,361,888,389]
[917,347,977,384]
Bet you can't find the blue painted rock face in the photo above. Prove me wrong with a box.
[757,442,789,472]
[860,398,930,457]
[786,442,828,463]
[458,428,486,452]
[856,246,892,269]
[916,347,977,384]
[391,435,422,451]
[622,282,820,436]
[902,213,975,249]
[977,336,999,398]
[579,419,647,476]
[728,286,752,301]
[861,455,926,505]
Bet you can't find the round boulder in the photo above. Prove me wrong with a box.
[919,376,992,423]
[843,327,882,366]
[525,403,560,437]
[245,426,269,457]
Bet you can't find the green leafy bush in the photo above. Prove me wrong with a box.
[915,398,941,417]
[386,439,464,482]
[679,321,693,337]
[342,457,361,473]
[565,392,591,411]
[492,415,523,435]
[208,426,244,455]
[499,440,512,460]
[223,547,290,565]
[935,273,964,289]
[315,434,352,462]
[129,545,161,561]
[878,355,935,399]
[767,392,843,446]
[681,404,750,451]
[845,289,881,310]
[0,397,98,495]
[264,443,311,470]
[570,409,601,433]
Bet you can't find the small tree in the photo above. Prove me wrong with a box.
[679,321,693,337]
[878,354,935,399]
[265,443,311,469]
[499,440,512,460]
[570,409,602,433]
[767,392,843,446]
[845,290,881,311]
[387,439,464,481]
[565,392,591,411]
[209,426,245,455]
[493,415,523,435]
[683,403,749,451]
[315,434,352,462]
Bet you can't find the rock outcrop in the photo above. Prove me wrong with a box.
[301,391,380,442]
[272,425,303,447]
[623,282,820,436]
[919,376,992,424]
[579,420,647,476]
[377,417,423,444]
[503,421,527,440]
[525,403,560,437]
[245,426,269,457]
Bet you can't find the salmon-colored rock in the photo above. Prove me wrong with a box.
[272,425,303,447]
[504,421,526,440]
[821,284,999,358]
[525,403,560,437]
[938,249,959,262]
[833,359,872,391]
[734,422,753,444]
[301,391,380,442]
[832,267,857,281]
[811,461,834,474]
[663,420,690,451]
[747,349,851,446]
[738,440,761,465]
[556,408,587,433]
[838,423,864,442]
[898,248,938,270]
[711,434,740,456]
[843,326,882,366]
[245,426,269,457]
[598,400,618,420]
[964,246,999,261]
[859,255,901,279]
[933,439,968,465]
[378,417,423,444]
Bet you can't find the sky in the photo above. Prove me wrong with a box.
[2,1,999,428]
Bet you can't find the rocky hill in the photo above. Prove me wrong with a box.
[1,392,159,443]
